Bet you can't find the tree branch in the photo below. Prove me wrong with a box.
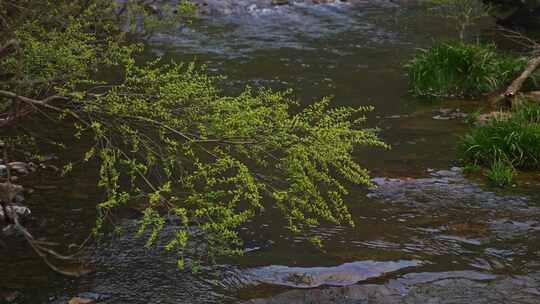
[0,89,88,127]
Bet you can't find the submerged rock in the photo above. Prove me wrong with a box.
[244,271,540,304]
[368,168,536,212]
[432,108,467,120]
[244,260,420,288]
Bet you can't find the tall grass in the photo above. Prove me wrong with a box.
[460,102,540,170]
[486,160,514,187]
[406,42,525,98]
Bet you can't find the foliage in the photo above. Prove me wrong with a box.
[460,102,540,170]
[0,0,387,269]
[424,0,491,40]
[406,42,525,98]
[0,0,195,98]
[79,61,387,264]
[485,160,514,186]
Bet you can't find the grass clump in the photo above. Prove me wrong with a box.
[406,42,524,98]
[460,102,540,175]
[486,160,514,187]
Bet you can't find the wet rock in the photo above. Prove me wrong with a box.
[368,169,535,212]
[432,108,467,120]
[0,182,23,203]
[244,271,540,304]
[488,219,540,240]
[366,169,540,268]
[68,297,95,304]
[7,162,31,175]
[0,205,31,223]
[245,260,420,288]
[76,292,111,302]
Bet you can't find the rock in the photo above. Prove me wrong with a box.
[68,297,95,304]
[243,271,540,304]
[0,182,23,204]
[1,291,20,303]
[245,260,420,288]
[432,108,467,120]
[0,205,31,222]
[77,292,111,302]
[7,162,29,175]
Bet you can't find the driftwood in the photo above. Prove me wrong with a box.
[492,55,540,108]
[505,56,540,103]
[522,90,540,103]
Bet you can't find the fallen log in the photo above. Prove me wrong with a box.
[505,56,540,104]
[522,91,540,103]
[492,55,540,108]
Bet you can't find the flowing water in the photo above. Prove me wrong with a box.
[2,1,540,303]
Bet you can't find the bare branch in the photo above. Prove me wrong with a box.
[0,89,88,127]
[497,27,540,56]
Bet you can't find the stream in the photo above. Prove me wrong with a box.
[2,1,540,303]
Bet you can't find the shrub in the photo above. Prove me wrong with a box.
[406,42,525,98]
[460,102,540,170]
[0,0,387,273]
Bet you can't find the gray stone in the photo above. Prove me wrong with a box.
[0,205,31,222]
[245,260,420,288]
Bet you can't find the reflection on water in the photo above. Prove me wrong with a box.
[2,1,540,303]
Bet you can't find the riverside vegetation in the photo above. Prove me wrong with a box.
[406,42,526,98]
[407,0,540,186]
[0,0,387,275]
